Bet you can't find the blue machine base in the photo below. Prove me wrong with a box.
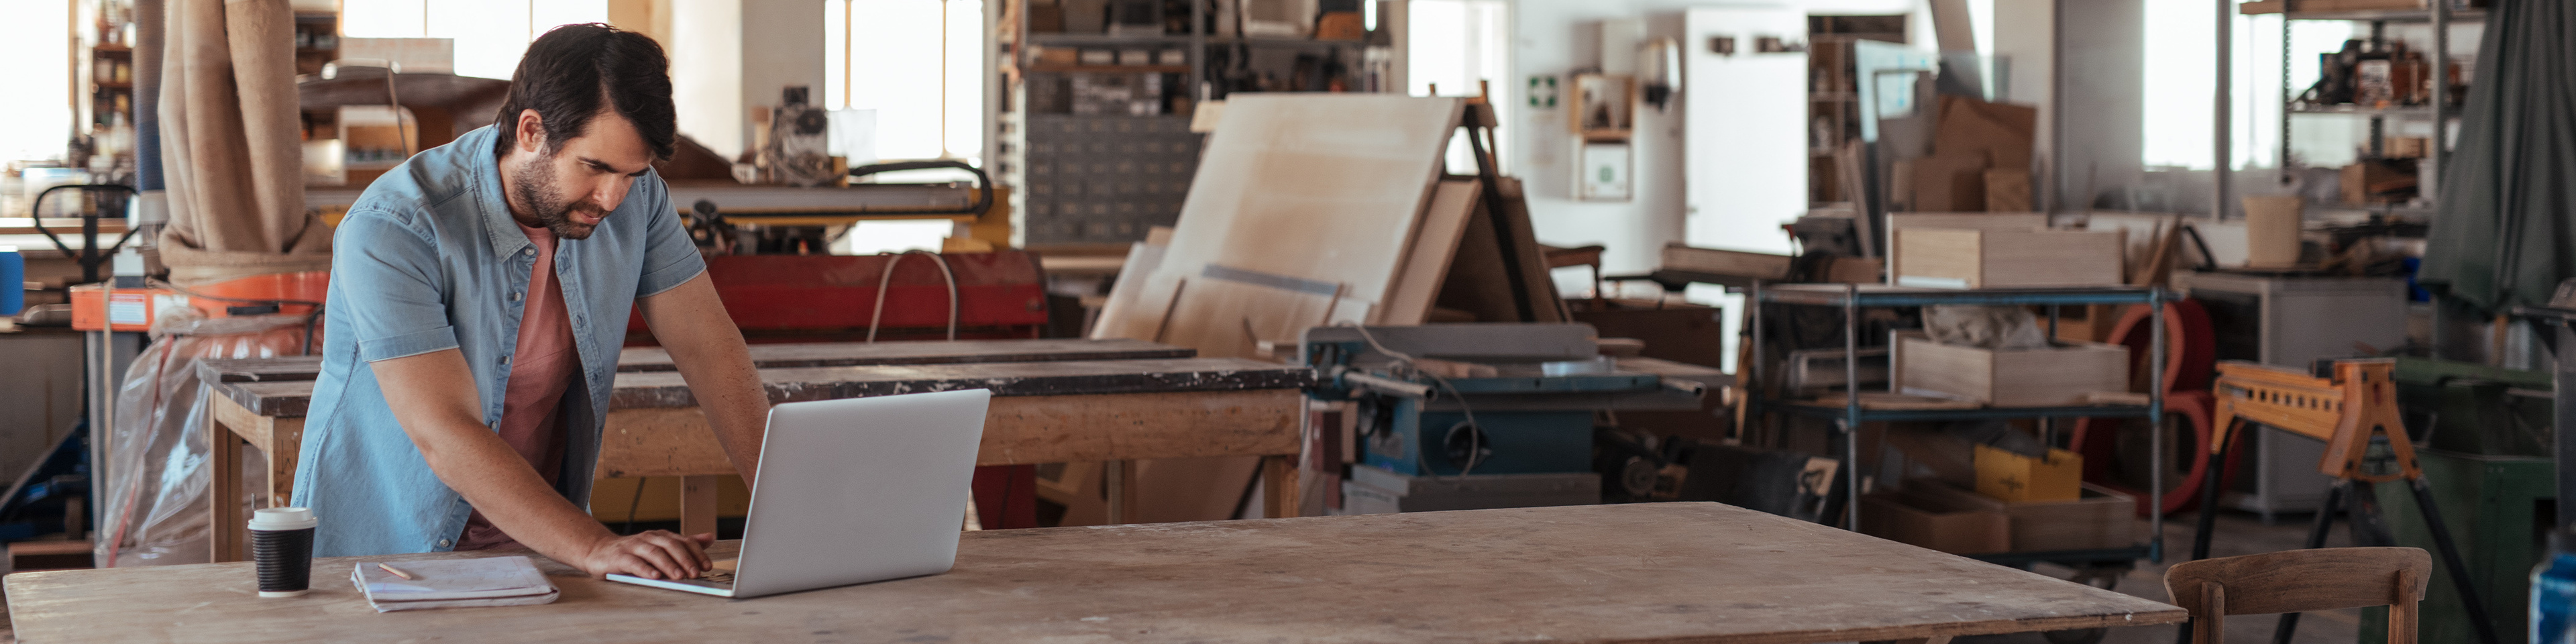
[1362,409,1594,476]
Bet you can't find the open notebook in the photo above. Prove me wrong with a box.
[350,556,560,612]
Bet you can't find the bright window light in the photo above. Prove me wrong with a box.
[342,0,608,80]
[0,0,72,162]
[2141,2,2355,170]
[824,0,985,170]
[843,219,955,256]
[1407,0,1509,173]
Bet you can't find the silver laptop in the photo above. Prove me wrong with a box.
[607,388,992,598]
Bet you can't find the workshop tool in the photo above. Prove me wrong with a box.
[2192,359,2500,644]
[1299,324,1709,478]
[28,183,140,284]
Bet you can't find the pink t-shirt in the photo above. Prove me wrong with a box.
[454,222,580,551]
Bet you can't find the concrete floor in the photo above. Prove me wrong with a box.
[0,510,2371,644]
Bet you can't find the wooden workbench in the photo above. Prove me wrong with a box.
[193,338,1194,382]
[199,341,1314,563]
[6,503,2186,644]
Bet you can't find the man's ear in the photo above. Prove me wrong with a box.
[515,109,547,153]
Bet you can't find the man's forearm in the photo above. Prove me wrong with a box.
[672,337,768,480]
[374,350,616,560]
[641,273,770,481]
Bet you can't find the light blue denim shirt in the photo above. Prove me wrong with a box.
[291,125,706,557]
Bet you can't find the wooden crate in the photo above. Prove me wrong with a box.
[1891,227,2123,289]
[1892,331,2128,407]
[1858,489,2010,555]
[1909,480,2137,552]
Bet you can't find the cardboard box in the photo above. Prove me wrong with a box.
[1892,227,2125,289]
[1859,488,2010,554]
[1892,331,2129,407]
[1909,480,2137,552]
[1907,152,1990,212]
[2343,160,2417,205]
[1933,96,2037,172]
[1983,168,2033,212]
[1974,445,2082,502]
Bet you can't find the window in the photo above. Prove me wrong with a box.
[1406,0,1507,173]
[0,0,73,162]
[822,0,985,165]
[340,0,609,80]
[2140,2,2357,170]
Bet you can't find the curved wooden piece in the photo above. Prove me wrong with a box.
[2164,546,2429,621]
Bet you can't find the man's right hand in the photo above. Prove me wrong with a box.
[580,530,715,580]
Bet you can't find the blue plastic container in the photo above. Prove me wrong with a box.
[0,248,21,317]
[2534,529,2576,643]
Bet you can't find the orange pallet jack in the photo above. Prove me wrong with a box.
[2191,358,2498,644]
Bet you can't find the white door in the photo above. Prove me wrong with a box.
[1682,6,1809,256]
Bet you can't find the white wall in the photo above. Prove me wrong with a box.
[1507,0,1934,292]
[668,0,826,159]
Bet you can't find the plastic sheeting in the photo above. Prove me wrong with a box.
[95,313,315,568]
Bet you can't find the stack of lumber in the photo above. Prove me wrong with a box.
[1085,94,1565,521]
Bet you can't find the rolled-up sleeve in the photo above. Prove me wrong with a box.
[633,176,708,297]
[332,211,461,362]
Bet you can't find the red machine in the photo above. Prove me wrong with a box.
[626,251,1049,345]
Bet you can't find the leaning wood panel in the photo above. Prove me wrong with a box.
[597,390,1305,478]
[8,504,2185,644]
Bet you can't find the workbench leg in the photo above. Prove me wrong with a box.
[1262,455,1299,519]
[680,475,720,537]
[1105,461,1136,525]
[209,409,244,564]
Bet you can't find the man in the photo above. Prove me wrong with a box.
[292,24,769,582]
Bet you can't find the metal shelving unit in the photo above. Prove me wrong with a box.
[2269,3,2482,207]
[1748,283,2173,566]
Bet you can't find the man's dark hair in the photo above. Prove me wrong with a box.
[492,23,676,160]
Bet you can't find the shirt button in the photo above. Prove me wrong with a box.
[510,292,523,301]
[436,539,453,548]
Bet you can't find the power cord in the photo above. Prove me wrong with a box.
[865,250,960,342]
[144,278,328,356]
[1340,323,1487,478]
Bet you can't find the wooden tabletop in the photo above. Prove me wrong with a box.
[195,338,1196,383]
[3,503,2184,644]
[212,358,1318,417]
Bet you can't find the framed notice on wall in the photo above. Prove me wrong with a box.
[1576,142,1632,202]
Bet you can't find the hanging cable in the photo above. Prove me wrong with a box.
[865,250,960,342]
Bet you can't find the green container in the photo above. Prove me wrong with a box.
[2393,357,2553,458]
[2361,449,2555,644]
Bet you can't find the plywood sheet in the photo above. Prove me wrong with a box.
[1093,95,1464,352]
[6,504,2185,644]
[1438,177,1568,322]
[1375,180,1481,325]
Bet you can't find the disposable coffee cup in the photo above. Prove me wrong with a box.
[249,507,319,598]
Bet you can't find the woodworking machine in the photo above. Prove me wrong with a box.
[1300,324,1716,477]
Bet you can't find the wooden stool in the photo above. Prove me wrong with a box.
[2164,546,2430,643]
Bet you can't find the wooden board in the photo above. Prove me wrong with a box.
[195,339,1195,383]
[1892,227,2124,289]
[1093,95,1464,352]
[1660,244,1794,279]
[1376,179,1481,325]
[7,503,2184,644]
[211,358,1316,417]
[596,390,1304,477]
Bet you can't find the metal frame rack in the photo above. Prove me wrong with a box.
[2259,3,2483,215]
[1748,283,2173,566]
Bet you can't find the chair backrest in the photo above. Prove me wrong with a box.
[2163,547,2431,644]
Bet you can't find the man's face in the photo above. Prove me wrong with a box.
[508,108,653,240]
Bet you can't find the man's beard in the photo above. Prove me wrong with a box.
[510,151,606,239]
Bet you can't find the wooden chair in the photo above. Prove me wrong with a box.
[2164,547,2431,644]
